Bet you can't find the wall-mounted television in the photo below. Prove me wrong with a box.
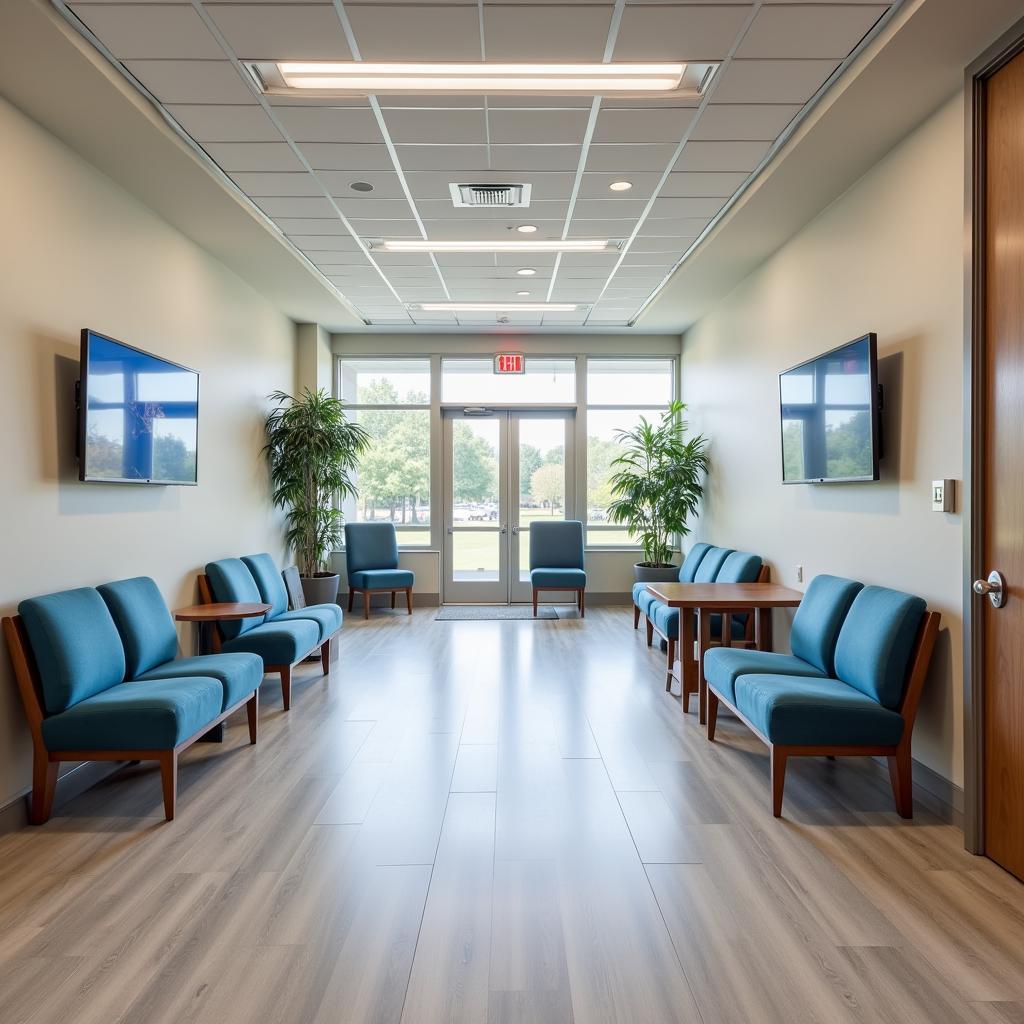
[779,334,881,484]
[78,329,199,485]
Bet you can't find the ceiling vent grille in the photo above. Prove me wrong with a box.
[449,182,532,208]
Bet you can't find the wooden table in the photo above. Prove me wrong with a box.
[644,582,804,723]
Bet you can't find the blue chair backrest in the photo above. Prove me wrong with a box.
[18,588,126,715]
[715,551,762,584]
[242,553,289,619]
[345,523,399,574]
[678,542,712,582]
[693,546,733,583]
[98,577,178,678]
[205,558,266,639]
[529,520,584,571]
[789,575,863,676]
[833,586,927,709]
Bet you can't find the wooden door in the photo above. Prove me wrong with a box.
[982,47,1024,882]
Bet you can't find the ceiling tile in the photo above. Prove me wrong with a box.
[254,196,337,218]
[383,108,487,145]
[711,59,841,104]
[648,196,725,218]
[578,172,663,201]
[274,105,382,143]
[416,198,570,220]
[205,141,305,172]
[488,109,591,146]
[494,252,557,268]
[166,104,278,142]
[736,4,888,59]
[123,60,254,103]
[673,140,771,172]
[592,107,698,144]
[230,171,323,195]
[483,5,613,61]
[298,143,394,170]
[318,169,407,198]
[345,5,482,60]
[690,103,801,141]
[571,198,648,219]
[614,4,753,61]
[68,4,222,58]
[558,252,620,270]
[420,220,534,241]
[661,171,748,197]
[396,146,490,171]
[348,219,423,237]
[585,144,677,173]
[288,234,361,251]
[332,197,416,218]
[489,146,582,172]
[637,217,708,236]
[207,4,352,59]
[565,220,637,239]
[273,216,349,235]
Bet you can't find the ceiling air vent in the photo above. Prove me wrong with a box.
[449,182,532,208]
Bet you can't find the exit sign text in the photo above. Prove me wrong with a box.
[493,352,525,374]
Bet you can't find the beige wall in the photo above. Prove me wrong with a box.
[681,95,965,788]
[0,97,296,808]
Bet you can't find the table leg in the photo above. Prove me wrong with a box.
[193,621,225,743]
[680,607,697,713]
[698,609,713,725]
[756,607,771,651]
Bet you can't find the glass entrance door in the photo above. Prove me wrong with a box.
[442,410,574,604]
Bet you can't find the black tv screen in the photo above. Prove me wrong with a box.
[779,334,880,484]
[79,329,199,485]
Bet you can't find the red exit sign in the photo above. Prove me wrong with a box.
[493,352,525,374]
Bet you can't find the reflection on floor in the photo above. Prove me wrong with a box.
[0,606,1020,1024]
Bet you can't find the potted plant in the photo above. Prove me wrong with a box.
[264,388,371,606]
[607,400,710,583]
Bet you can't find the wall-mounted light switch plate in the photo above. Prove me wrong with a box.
[796,565,804,583]
[932,479,955,513]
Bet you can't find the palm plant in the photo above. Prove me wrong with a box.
[607,401,710,568]
[264,388,371,579]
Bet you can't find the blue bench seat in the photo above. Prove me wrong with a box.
[704,648,825,705]
[242,553,343,643]
[139,654,262,711]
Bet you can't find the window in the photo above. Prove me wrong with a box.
[338,358,431,546]
[441,357,575,404]
[585,358,675,546]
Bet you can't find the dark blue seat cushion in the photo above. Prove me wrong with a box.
[19,588,126,715]
[734,673,905,747]
[704,649,825,704]
[205,559,267,640]
[241,553,290,618]
[532,568,587,589]
[345,522,400,574]
[650,601,744,643]
[275,605,342,642]
[349,568,415,590]
[632,583,660,616]
[98,577,179,678]
[693,546,733,583]
[789,575,863,675]
[139,653,262,711]
[833,586,926,709]
[221,619,319,666]
[678,542,712,583]
[40,676,223,751]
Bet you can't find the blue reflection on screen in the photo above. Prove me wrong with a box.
[82,332,199,484]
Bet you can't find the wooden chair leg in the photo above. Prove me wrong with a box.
[888,746,914,818]
[363,591,370,620]
[320,636,331,675]
[645,618,654,646]
[280,664,292,711]
[160,750,178,822]
[30,750,58,825]
[579,589,585,618]
[246,690,259,743]
[666,635,676,689]
[681,672,694,714]
[633,604,641,628]
[706,690,718,740]
[406,588,413,615]
[391,591,396,609]
[533,589,538,617]
[347,589,354,613]
[771,746,787,818]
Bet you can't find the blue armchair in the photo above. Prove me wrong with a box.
[529,520,586,617]
[344,523,414,619]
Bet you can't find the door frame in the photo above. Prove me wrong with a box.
[963,15,1024,855]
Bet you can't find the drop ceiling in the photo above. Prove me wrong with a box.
[59,0,895,329]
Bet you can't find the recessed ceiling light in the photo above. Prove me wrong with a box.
[269,62,687,96]
[372,239,613,253]
[517,290,531,296]
[350,181,374,192]
[609,181,633,192]
[419,302,580,313]
[516,224,538,234]
[517,268,537,277]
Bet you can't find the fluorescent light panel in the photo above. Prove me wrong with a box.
[275,62,685,95]
[374,239,614,253]
[419,302,582,312]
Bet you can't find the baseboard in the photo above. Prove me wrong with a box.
[345,591,440,609]
[869,754,964,828]
[0,759,126,836]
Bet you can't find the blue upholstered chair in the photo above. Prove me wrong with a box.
[705,578,939,818]
[241,553,343,645]
[344,523,415,619]
[3,586,255,823]
[632,541,712,630]
[203,558,326,710]
[529,520,586,617]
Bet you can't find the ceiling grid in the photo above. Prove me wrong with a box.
[60,0,898,330]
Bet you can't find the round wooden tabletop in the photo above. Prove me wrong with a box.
[174,602,271,621]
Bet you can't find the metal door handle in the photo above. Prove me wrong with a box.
[973,570,1007,608]
[447,526,453,535]
[500,524,508,535]
[511,526,520,535]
